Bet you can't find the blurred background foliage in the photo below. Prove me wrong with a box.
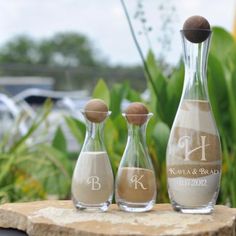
[0,100,72,202]
[0,33,145,92]
[1,25,235,206]
[0,1,235,208]
[88,28,236,207]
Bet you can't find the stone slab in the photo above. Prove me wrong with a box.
[0,201,235,236]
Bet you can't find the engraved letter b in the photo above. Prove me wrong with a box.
[87,176,101,190]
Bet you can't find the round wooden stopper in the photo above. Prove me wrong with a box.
[125,102,149,126]
[183,15,211,43]
[84,99,108,123]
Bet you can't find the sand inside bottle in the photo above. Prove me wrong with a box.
[72,151,114,205]
[116,167,156,203]
[167,100,221,207]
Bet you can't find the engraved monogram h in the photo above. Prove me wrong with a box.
[178,135,210,161]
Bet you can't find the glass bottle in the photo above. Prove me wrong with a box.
[71,100,114,212]
[116,103,156,212]
[166,23,222,214]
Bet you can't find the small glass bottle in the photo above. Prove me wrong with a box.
[166,16,222,214]
[71,99,114,211]
[116,102,156,212]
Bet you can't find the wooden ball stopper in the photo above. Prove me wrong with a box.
[183,15,211,43]
[84,99,108,123]
[125,102,149,126]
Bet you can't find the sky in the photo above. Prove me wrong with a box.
[0,0,235,66]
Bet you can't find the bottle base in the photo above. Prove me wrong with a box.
[172,202,214,214]
[117,200,155,212]
[73,201,111,212]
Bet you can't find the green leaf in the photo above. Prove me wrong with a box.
[92,79,110,106]
[231,68,236,103]
[152,121,170,162]
[208,53,229,138]
[110,82,129,119]
[8,99,52,153]
[208,28,236,146]
[0,155,15,184]
[211,27,236,75]
[40,145,72,177]
[104,119,119,154]
[52,126,67,153]
[65,116,85,144]
[104,114,126,173]
[38,144,72,197]
[166,63,184,126]
[147,51,167,94]
[126,87,142,102]
[211,27,235,62]
[146,51,167,119]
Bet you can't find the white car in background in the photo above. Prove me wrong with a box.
[0,88,89,152]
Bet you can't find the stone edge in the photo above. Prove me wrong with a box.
[0,203,235,236]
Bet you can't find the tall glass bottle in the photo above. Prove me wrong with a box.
[116,103,156,212]
[71,99,114,211]
[166,17,222,214]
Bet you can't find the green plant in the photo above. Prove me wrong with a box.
[141,27,236,206]
[0,100,72,203]
[2,29,234,207]
[208,27,236,206]
[135,27,236,207]
[120,1,236,206]
[67,27,236,206]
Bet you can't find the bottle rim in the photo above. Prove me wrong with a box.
[122,112,153,117]
[81,110,112,115]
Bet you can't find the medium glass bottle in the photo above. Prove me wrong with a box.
[166,16,222,214]
[116,103,156,212]
[71,99,114,211]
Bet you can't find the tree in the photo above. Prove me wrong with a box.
[38,32,103,67]
[0,32,144,91]
[0,33,104,67]
[0,36,38,64]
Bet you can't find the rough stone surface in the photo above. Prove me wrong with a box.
[0,201,235,236]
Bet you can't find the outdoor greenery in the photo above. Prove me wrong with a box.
[0,26,235,208]
[0,33,102,67]
[0,33,145,91]
[0,100,72,202]
[65,26,236,206]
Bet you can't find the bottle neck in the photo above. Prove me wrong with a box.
[181,31,211,100]
[123,116,152,168]
[125,113,152,144]
[127,123,146,144]
[83,120,106,152]
[86,121,104,139]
